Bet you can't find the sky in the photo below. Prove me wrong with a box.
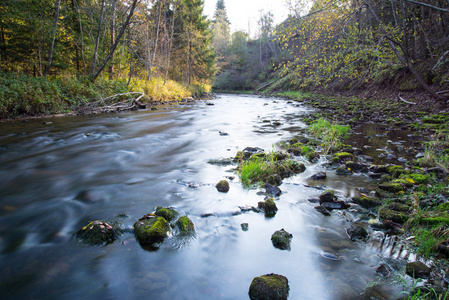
[203,0,291,37]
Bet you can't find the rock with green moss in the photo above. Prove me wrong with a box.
[378,207,409,224]
[351,196,382,209]
[287,161,306,174]
[175,216,195,235]
[266,174,282,186]
[249,273,289,300]
[391,179,414,188]
[387,165,405,176]
[76,220,122,246]
[134,215,170,245]
[333,152,353,163]
[154,206,179,222]
[400,173,431,184]
[271,229,292,250]
[378,183,404,193]
[319,189,336,203]
[258,198,278,217]
[336,166,352,175]
[216,180,230,193]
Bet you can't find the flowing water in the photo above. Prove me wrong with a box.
[0,94,415,299]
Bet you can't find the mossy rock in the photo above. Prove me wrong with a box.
[287,161,306,174]
[400,173,431,185]
[378,183,404,193]
[134,215,170,245]
[351,196,382,209]
[378,207,409,223]
[258,198,278,217]
[249,273,289,300]
[387,165,404,175]
[392,179,414,188]
[154,206,179,222]
[319,189,336,203]
[333,152,353,162]
[175,216,195,235]
[216,180,230,193]
[271,229,292,250]
[234,151,245,162]
[76,220,122,246]
[266,174,282,186]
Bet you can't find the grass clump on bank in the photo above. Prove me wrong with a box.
[308,118,350,153]
[0,73,207,119]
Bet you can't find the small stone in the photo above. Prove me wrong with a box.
[241,223,249,231]
[264,183,282,197]
[249,274,289,300]
[271,229,292,250]
[346,224,368,241]
[319,190,336,203]
[258,198,278,217]
[311,171,327,180]
[376,264,391,278]
[315,205,331,216]
[336,166,353,175]
[76,220,122,246]
[216,180,230,193]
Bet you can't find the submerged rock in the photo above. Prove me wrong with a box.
[134,215,170,246]
[271,229,292,250]
[216,180,230,193]
[406,261,431,279]
[321,200,350,210]
[314,205,331,216]
[258,198,278,217]
[76,220,122,246]
[249,273,289,300]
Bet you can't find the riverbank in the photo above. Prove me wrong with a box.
[0,73,210,120]
[269,91,449,296]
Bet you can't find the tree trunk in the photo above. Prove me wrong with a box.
[44,0,61,75]
[91,0,139,82]
[91,0,105,75]
[164,0,178,84]
[365,2,445,104]
[110,0,116,76]
[149,0,163,80]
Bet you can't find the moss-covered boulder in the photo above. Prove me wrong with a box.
[134,215,170,246]
[76,220,122,246]
[378,207,409,224]
[258,198,278,217]
[378,182,404,193]
[271,229,292,250]
[351,196,382,209]
[249,273,289,300]
[287,161,306,174]
[175,216,195,235]
[333,152,353,163]
[154,206,179,222]
[216,180,230,193]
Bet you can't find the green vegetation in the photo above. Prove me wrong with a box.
[308,118,350,153]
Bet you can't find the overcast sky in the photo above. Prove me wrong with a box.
[203,0,290,36]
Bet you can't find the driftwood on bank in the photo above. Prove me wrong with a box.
[398,94,417,105]
[79,92,146,115]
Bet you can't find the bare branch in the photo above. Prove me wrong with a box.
[406,0,449,13]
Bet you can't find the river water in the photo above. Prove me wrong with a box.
[0,94,411,299]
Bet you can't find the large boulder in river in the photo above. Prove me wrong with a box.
[134,214,170,246]
[249,273,289,300]
[76,220,122,246]
[216,180,230,193]
[319,189,336,203]
[271,229,292,250]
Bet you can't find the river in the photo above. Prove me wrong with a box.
[0,94,411,299]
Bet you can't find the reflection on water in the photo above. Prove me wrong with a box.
[0,95,407,299]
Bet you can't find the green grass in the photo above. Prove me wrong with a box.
[239,158,276,187]
[308,118,350,153]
